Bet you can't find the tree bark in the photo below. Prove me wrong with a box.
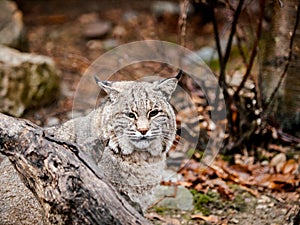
[0,113,151,225]
[259,0,300,136]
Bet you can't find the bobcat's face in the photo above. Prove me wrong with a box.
[98,78,178,156]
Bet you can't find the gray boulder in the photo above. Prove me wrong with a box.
[154,185,194,211]
[0,155,44,225]
[0,45,60,117]
[0,0,27,50]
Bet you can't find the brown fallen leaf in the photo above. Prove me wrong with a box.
[267,173,300,190]
[176,181,193,188]
[191,214,220,223]
[239,185,260,198]
[204,178,234,199]
[253,173,272,187]
[282,159,299,174]
[221,164,254,186]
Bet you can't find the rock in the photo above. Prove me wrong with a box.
[102,38,119,50]
[162,169,184,183]
[83,21,112,39]
[122,10,139,24]
[86,40,103,50]
[270,153,287,173]
[185,39,236,63]
[45,117,60,127]
[151,1,180,17]
[151,1,194,17]
[0,155,44,225]
[194,46,219,62]
[183,46,217,65]
[0,45,60,117]
[0,0,27,50]
[154,185,194,211]
[112,25,127,39]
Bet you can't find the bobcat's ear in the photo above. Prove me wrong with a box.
[94,76,119,102]
[155,70,182,100]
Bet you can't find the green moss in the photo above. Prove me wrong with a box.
[186,148,197,159]
[220,154,233,162]
[189,149,205,161]
[181,213,191,221]
[207,58,220,71]
[190,189,221,216]
[152,206,171,215]
[229,184,254,212]
[232,193,248,212]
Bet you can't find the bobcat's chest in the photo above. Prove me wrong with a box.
[98,147,165,186]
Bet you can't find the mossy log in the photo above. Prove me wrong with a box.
[0,113,150,225]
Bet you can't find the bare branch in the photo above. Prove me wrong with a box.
[178,0,190,47]
[219,0,245,86]
[234,0,265,97]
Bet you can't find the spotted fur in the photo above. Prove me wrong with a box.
[47,76,179,211]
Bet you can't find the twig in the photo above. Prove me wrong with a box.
[264,1,300,110]
[178,0,190,47]
[210,1,244,135]
[219,0,245,86]
[234,0,265,97]
[227,0,256,67]
[210,2,224,75]
[235,31,248,66]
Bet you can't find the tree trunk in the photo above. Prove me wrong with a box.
[259,0,300,136]
[0,113,151,225]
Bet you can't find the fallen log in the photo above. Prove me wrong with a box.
[0,113,151,225]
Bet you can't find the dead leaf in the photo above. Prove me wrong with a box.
[253,173,272,187]
[282,159,299,174]
[191,214,220,223]
[176,181,193,188]
[239,185,260,198]
[268,174,299,190]
[194,183,203,192]
[222,164,254,185]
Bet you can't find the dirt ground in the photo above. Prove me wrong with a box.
[14,0,299,224]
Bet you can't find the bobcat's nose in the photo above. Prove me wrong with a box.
[137,117,150,135]
[138,128,149,135]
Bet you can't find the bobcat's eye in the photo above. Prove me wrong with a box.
[149,109,160,118]
[127,112,136,119]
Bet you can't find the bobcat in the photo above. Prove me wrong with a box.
[0,73,180,224]
[47,73,181,211]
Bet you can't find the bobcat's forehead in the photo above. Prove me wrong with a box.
[115,82,163,111]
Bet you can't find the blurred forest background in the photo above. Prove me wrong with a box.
[0,0,299,224]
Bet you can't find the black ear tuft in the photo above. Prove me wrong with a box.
[94,76,112,87]
[94,75,100,84]
[176,69,183,80]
